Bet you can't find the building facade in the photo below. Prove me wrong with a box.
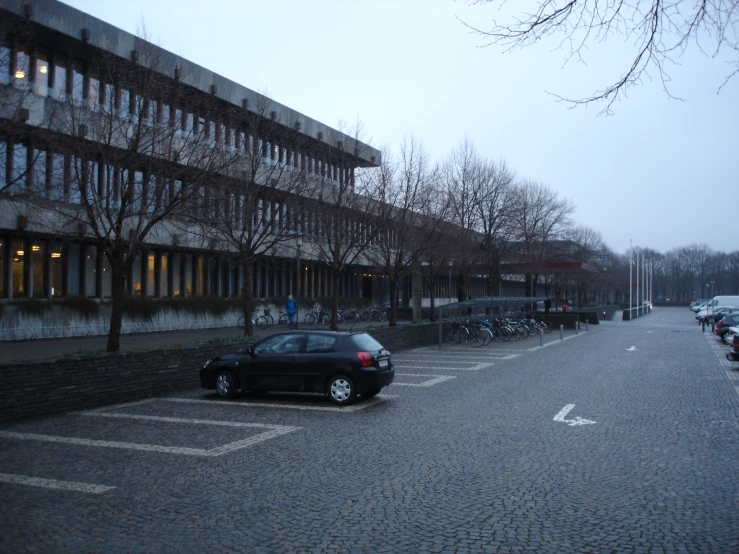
[0,0,386,304]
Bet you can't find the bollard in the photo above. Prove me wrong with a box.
[560,325,564,340]
[711,321,715,333]
[585,319,589,331]
[540,328,543,347]
[575,321,579,335]
[702,321,705,333]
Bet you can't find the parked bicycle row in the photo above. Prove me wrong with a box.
[238,304,391,329]
[445,315,553,346]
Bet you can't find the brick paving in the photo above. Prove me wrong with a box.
[1,306,737,553]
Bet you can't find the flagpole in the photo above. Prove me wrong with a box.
[629,239,634,312]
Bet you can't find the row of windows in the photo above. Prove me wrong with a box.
[1,40,356,185]
[0,239,361,300]
[1,138,399,248]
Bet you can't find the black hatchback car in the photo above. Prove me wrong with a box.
[200,331,394,405]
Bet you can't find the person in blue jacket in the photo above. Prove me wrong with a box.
[286,294,298,329]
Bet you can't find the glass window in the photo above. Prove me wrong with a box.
[102,254,111,298]
[72,60,84,103]
[119,87,130,115]
[131,254,142,295]
[305,335,337,353]
[70,156,82,204]
[53,54,67,97]
[12,143,27,191]
[35,49,50,91]
[0,239,4,297]
[161,253,168,297]
[49,152,65,200]
[254,334,304,355]
[50,244,63,297]
[89,75,100,109]
[350,333,384,352]
[0,140,6,191]
[33,149,46,194]
[85,245,96,297]
[147,253,155,296]
[32,241,45,297]
[12,239,25,298]
[132,170,144,211]
[14,46,30,82]
[0,42,9,83]
[102,82,114,112]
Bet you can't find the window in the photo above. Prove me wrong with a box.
[53,54,67,97]
[254,334,304,355]
[119,87,130,115]
[0,42,10,83]
[32,241,45,297]
[72,60,85,103]
[89,75,100,109]
[0,140,6,191]
[305,335,336,353]
[132,170,144,211]
[0,240,4,297]
[101,82,114,112]
[50,152,65,200]
[12,143,27,191]
[35,49,50,92]
[33,149,46,194]
[14,46,30,82]
[12,239,25,298]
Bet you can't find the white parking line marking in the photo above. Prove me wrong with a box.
[79,412,287,429]
[390,362,493,371]
[392,374,456,387]
[394,360,485,366]
[0,473,115,494]
[0,419,300,457]
[79,398,157,414]
[164,396,386,412]
[525,333,586,351]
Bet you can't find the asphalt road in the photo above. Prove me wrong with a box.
[1,307,737,553]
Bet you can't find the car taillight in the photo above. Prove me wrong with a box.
[357,352,374,367]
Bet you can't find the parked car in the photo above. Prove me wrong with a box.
[727,327,739,362]
[696,306,739,323]
[691,301,709,313]
[717,314,739,343]
[200,331,395,405]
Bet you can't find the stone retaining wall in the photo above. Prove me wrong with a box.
[0,324,441,423]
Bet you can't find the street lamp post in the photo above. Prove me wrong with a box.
[296,236,303,328]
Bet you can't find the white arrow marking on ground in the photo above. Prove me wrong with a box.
[627,346,637,351]
[553,404,596,427]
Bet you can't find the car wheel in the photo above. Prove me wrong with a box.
[362,388,382,399]
[215,370,238,399]
[327,374,357,405]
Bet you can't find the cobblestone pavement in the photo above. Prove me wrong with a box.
[1,307,738,553]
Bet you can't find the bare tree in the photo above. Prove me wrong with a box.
[21,35,237,351]
[463,0,739,113]
[510,179,575,305]
[187,95,309,336]
[366,137,437,326]
[309,121,381,330]
[441,139,488,302]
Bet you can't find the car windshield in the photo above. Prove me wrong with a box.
[350,333,384,352]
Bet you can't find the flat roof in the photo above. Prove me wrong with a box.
[1,0,380,166]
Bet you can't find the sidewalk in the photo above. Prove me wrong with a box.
[0,320,393,364]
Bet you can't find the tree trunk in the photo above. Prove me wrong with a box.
[388,277,398,327]
[242,260,254,336]
[106,265,126,352]
[330,267,340,331]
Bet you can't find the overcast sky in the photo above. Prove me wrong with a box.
[63,0,739,255]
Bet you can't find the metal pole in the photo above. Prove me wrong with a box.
[540,328,543,346]
[560,325,564,340]
[629,240,633,319]
[575,321,579,335]
[636,247,639,317]
[585,319,589,331]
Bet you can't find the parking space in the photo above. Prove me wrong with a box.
[0,328,588,501]
[704,332,739,398]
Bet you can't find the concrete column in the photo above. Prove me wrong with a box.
[225,260,232,298]
[215,258,222,297]
[191,254,199,296]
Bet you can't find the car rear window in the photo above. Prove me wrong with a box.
[350,333,384,352]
